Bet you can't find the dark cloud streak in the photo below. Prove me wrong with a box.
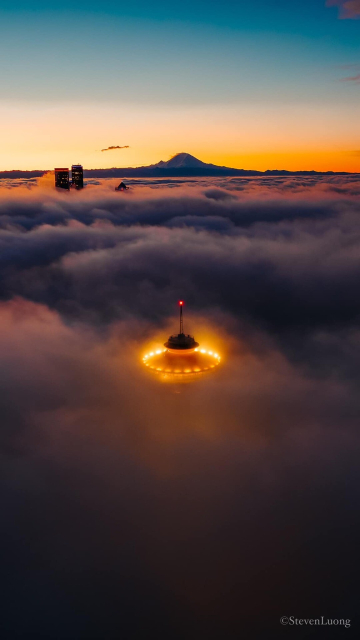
[101,145,130,152]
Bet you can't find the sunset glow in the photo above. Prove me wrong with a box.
[0,102,359,172]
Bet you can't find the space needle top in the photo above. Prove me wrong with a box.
[164,301,199,351]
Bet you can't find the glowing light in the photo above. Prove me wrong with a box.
[141,343,222,378]
[179,300,184,306]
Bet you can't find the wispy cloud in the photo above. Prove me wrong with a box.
[101,145,130,152]
[340,73,360,82]
[326,0,360,19]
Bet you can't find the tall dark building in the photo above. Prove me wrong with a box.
[55,168,70,190]
[71,164,84,189]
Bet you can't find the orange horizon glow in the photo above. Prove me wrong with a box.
[0,102,359,173]
[1,151,358,174]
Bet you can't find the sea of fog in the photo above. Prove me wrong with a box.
[0,174,359,638]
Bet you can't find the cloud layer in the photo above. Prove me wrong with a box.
[0,175,359,638]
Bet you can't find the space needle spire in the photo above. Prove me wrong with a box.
[179,300,184,335]
[164,301,199,351]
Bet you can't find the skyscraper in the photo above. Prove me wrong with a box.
[71,164,84,189]
[55,168,70,189]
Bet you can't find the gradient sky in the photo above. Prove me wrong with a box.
[0,0,359,171]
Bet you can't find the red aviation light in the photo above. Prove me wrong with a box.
[179,300,184,306]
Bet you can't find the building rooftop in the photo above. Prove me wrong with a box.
[164,333,199,350]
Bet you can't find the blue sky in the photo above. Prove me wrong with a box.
[1,1,358,104]
[1,0,358,37]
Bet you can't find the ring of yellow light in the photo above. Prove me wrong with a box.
[142,347,221,374]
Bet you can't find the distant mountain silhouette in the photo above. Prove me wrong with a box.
[82,153,351,177]
[153,152,224,170]
[0,170,45,179]
[0,154,354,179]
